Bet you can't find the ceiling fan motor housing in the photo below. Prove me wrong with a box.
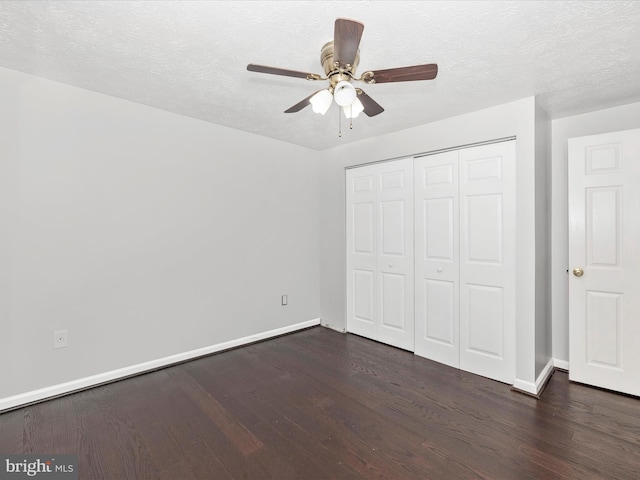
[321,41,360,87]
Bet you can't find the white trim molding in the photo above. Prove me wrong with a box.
[0,318,321,412]
[512,378,538,396]
[535,359,556,394]
[321,321,347,333]
[512,358,556,398]
[553,358,569,371]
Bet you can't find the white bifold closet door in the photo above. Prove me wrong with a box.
[414,141,516,384]
[346,158,415,351]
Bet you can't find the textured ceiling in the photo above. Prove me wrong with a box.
[1,1,640,150]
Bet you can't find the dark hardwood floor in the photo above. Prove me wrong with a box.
[2,326,639,479]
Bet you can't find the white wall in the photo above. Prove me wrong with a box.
[319,97,543,386]
[551,101,640,365]
[535,101,552,378]
[0,67,321,403]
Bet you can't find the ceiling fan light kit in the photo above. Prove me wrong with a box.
[333,81,357,106]
[247,18,438,132]
[310,89,333,115]
[343,97,364,119]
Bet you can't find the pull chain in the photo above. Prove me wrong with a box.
[338,106,355,136]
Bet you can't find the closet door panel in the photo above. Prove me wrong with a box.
[462,192,504,286]
[347,159,414,351]
[414,151,460,367]
[424,279,456,346]
[346,168,377,339]
[465,283,504,358]
[424,197,455,260]
[353,203,374,254]
[380,272,406,329]
[464,193,503,263]
[376,160,415,350]
[353,269,374,323]
[459,142,516,384]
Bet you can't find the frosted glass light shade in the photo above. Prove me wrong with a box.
[343,97,364,118]
[333,81,357,106]
[309,89,333,115]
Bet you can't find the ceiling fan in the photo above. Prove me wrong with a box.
[247,18,438,120]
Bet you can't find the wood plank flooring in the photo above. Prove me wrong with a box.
[2,326,639,479]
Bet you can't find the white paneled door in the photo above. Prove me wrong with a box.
[458,142,516,384]
[414,151,460,367]
[568,129,640,396]
[346,159,415,351]
[414,141,516,384]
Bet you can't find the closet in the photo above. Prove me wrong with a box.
[346,140,517,384]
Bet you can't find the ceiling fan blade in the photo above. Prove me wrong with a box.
[364,64,438,83]
[247,64,321,80]
[356,89,384,117]
[333,18,364,68]
[284,90,323,113]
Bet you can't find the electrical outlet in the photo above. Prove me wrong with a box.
[281,295,288,306]
[54,330,68,349]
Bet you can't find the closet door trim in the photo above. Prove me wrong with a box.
[345,136,516,171]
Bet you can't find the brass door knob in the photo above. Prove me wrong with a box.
[572,267,584,277]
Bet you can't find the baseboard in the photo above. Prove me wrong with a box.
[512,358,555,398]
[535,358,555,395]
[321,321,347,333]
[512,378,538,397]
[553,358,569,371]
[0,318,321,412]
